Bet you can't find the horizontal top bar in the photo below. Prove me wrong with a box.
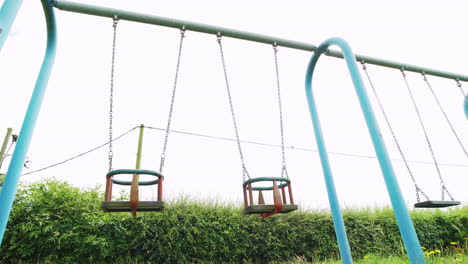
[54,0,468,82]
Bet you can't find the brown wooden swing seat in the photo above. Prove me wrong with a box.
[102,168,164,215]
[242,177,297,217]
[102,201,164,212]
[244,204,298,214]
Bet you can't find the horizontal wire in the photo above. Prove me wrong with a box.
[11,124,468,178]
[144,126,468,168]
[21,126,139,176]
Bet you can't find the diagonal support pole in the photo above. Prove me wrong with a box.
[464,94,468,120]
[305,37,426,264]
[0,0,25,51]
[0,0,57,246]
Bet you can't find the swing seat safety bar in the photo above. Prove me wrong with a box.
[104,169,164,206]
[242,176,290,190]
[108,169,163,186]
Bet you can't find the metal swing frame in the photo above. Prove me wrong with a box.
[0,0,466,257]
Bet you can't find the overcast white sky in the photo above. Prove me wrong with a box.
[1,0,467,210]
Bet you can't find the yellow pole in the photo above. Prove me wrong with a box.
[0,128,13,171]
[130,124,144,216]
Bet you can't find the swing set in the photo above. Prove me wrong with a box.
[361,63,463,208]
[1,1,467,263]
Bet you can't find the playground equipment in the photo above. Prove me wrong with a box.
[101,18,186,216]
[305,37,427,264]
[465,94,468,119]
[361,63,462,208]
[459,82,468,119]
[102,125,164,216]
[216,36,297,217]
[0,0,57,247]
[1,1,467,263]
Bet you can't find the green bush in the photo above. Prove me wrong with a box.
[0,178,466,263]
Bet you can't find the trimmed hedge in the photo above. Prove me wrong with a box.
[0,179,466,263]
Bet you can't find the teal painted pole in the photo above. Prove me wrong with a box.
[0,0,24,51]
[305,38,426,264]
[305,43,353,264]
[0,0,57,246]
[464,94,468,119]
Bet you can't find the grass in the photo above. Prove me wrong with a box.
[273,236,468,264]
[275,253,468,263]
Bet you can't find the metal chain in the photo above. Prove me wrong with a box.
[423,74,468,161]
[456,79,465,98]
[361,62,428,202]
[217,34,250,181]
[159,28,186,173]
[273,43,289,179]
[108,17,119,172]
[401,70,453,201]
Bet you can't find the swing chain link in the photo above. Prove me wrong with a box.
[421,75,456,201]
[108,16,119,172]
[217,33,250,182]
[273,43,289,179]
[403,70,449,201]
[423,74,468,162]
[456,79,466,99]
[159,27,186,173]
[422,73,459,201]
[361,61,367,70]
[400,68,406,78]
[364,63,429,202]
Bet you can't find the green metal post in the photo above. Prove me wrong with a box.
[0,128,13,171]
[0,128,13,190]
[130,124,145,215]
[52,0,468,82]
[135,124,144,170]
